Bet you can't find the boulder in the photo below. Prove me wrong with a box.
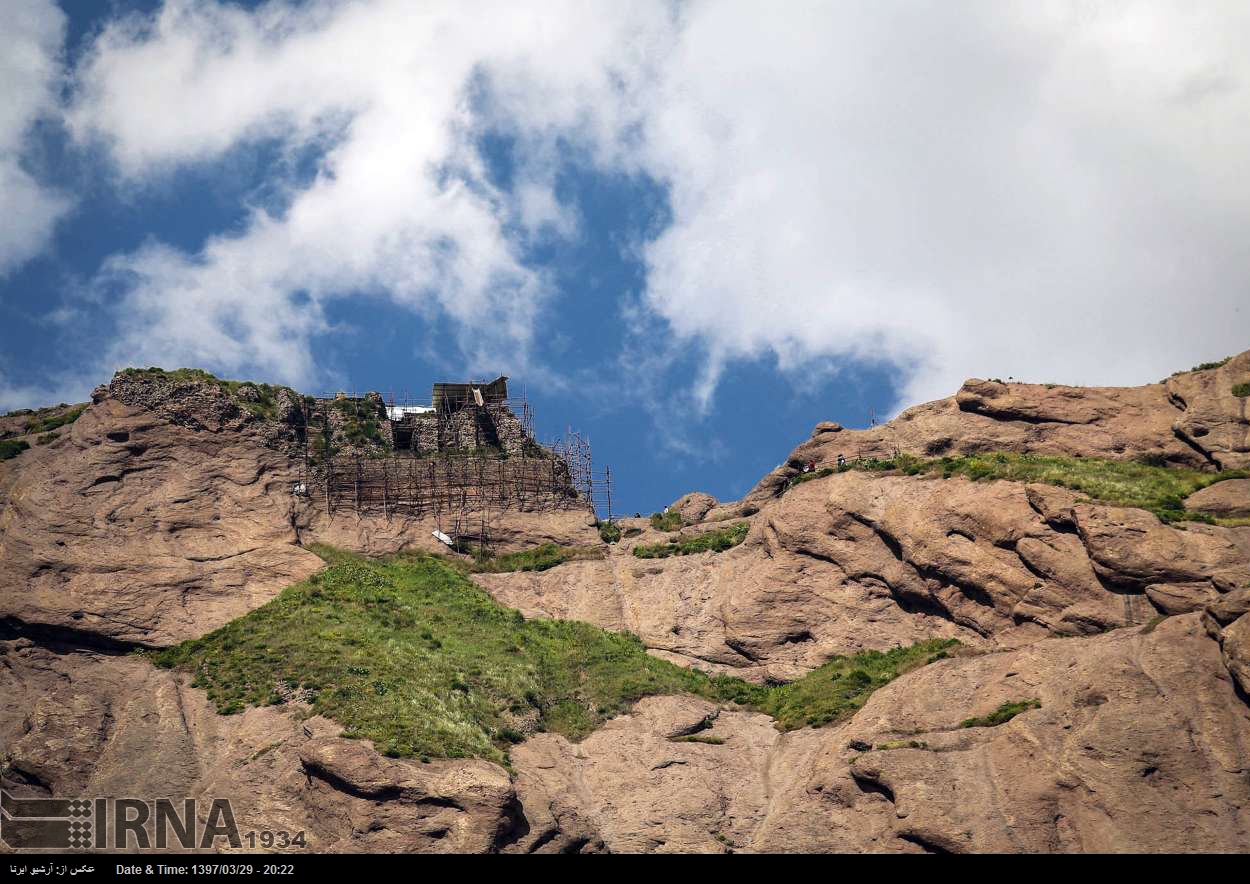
[668,492,718,524]
[1185,479,1250,518]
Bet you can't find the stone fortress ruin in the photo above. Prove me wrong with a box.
[299,376,611,546]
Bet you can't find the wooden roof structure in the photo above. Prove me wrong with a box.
[431,376,509,412]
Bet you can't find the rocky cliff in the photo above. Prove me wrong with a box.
[1,354,1248,853]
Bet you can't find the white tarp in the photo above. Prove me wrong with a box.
[386,405,434,420]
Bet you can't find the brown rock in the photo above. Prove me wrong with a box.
[1145,582,1220,615]
[0,638,520,854]
[748,350,1250,502]
[508,696,781,853]
[0,400,322,646]
[667,492,718,524]
[4,353,1250,855]
[481,470,1227,674]
[508,615,1250,853]
[1185,479,1250,518]
[1167,351,1250,470]
[1207,587,1250,627]
[1074,504,1249,593]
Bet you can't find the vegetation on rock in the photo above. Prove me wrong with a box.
[650,510,684,531]
[784,467,835,491]
[119,366,294,421]
[633,522,750,559]
[1233,382,1250,398]
[838,451,1249,524]
[0,439,30,461]
[152,547,955,762]
[960,698,1041,728]
[461,543,604,574]
[670,734,726,745]
[755,640,958,729]
[596,520,622,544]
[330,397,384,448]
[1171,356,1231,376]
[874,739,929,751]
[20,404,86,435]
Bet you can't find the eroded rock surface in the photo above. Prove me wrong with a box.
[478,470,1250,679]
[748,349,1250,500]
[0,634,520,854]
[2,355,1249,853]
[0,399,322,646]
[505,615,1250,853]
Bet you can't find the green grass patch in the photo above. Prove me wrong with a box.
[597,520,622,544]
[756,640,958,729]
[21,404,86,435]
[875,739,929,751]
[633,522,750,559]
[669,734,726,745]
[848,451,1249,524]
[0,439,30,461]
[1171,357,1231,376]
[331,397,384,447]
[151,547,956,762]
[1233,382,1250,398]
[650,510,684,532]
[784,467,835,491]
[462,543,603,574]
[960,698,1041,728]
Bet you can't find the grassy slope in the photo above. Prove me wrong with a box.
[828,452,1249,525]
[152,546,955,763]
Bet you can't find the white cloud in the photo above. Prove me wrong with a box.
[0,0,71,277]
[68,0,672,387]
[66,0,1250,407]
[639,0,1250,408]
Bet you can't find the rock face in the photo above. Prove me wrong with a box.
[505,615,1250,853]
[480,471,1249,680]
[0,632,519,853]
[667,492,718,524]
[2,354,1249,853]
[1187,479,1250,518]
[0,398,322,647]
[747,349,1250,500]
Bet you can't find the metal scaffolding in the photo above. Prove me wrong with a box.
[295,388,612,552]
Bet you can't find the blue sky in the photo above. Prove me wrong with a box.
[3,1,1249,515]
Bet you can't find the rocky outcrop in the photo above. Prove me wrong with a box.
[0,633,519,853]
[0,375,596,648]
[100,370,305,449]
[667,492,718,524]
[748,350,1250,501]
[2,354,1249,854]
[506,614,1250,853]
[0,398,322,647]
[478,470,1250,679]
[1187,479,1250,518]
[1167,356,1250,470]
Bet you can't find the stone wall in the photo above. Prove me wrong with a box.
[405,404,532,457]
